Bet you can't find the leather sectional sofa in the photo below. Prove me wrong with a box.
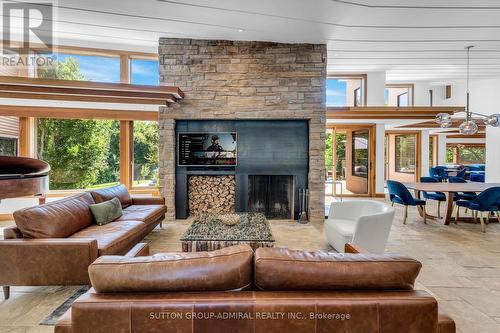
[0,184,166,300]
[55,244,455,333]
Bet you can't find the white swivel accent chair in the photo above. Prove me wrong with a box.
[324,201,395,254]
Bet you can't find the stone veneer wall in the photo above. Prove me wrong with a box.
[158,38,326,222]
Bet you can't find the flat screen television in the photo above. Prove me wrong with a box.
[178,132,237,166]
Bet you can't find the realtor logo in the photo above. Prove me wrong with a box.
[2,1,53,54]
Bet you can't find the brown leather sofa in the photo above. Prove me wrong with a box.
[55,244,455,333]
[0,184,166,300]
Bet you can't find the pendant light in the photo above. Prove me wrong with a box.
[435,46,500,134]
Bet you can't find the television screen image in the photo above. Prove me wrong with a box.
[178,132,237,166]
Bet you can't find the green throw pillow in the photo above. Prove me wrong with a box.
[90,197,123,225]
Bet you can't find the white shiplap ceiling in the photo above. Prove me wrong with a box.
[4,0,500,82]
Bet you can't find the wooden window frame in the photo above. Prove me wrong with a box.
[429,135,438,167]
[385,83,415,107]
[326,123,376,197]
[394,134,417,174]
[9,45,161,195]
[385,130,422,181]
[328,74,367,107]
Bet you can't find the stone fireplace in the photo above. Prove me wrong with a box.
[158,38,326,222]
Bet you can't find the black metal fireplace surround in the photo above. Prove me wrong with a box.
[175,120,309,219]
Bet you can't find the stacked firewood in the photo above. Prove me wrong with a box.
[188,175,235,216]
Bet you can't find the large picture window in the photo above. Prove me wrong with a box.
[327,75,366,106]
[133,121,159,187]
[0,137,17,156]
[352,130,369,178]
[131,59,159,85]
[38,53,120,82]
[446,144,485,165]
[395,135,416,173]
[36,119,120,190]
[385,84,413,106]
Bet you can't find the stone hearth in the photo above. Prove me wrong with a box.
[158,38,326,222]
[188,175,235,216]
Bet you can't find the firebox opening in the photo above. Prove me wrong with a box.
[248,175,294,219]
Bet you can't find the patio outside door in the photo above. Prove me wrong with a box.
[327,125,375,197]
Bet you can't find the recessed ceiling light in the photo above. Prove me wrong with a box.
[238,29,244,32]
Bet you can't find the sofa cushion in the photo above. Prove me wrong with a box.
[115,205,166,226]
[90,197,123,225]
[14,192,95,238]
[254,247,421,291]
[70,220,145,256]
[89,184,132,208]
[88,244,254,293]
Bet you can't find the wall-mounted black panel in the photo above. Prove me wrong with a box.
[175,120,309,219]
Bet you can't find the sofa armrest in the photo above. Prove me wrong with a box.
[125,242,149,257]
[54,308,72,333]
[438,312,456,333]
[344,243,369,253]
[0,238,98,285]
[131,196,165,205]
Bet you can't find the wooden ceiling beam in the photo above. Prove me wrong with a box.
[0,105,158,121]
[447,133,485,139]
[0,84,176,103]
[327,106,463,120]
[0,76,184,99]
[0,91,170,105]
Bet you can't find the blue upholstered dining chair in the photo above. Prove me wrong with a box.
[430,166,448,182]
[470,173,485,183]
[456,168,467,179]
[387,180,427,224]
[449,176,477,201]
[455,187,500,233]
[420,177,447,218]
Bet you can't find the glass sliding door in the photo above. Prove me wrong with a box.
[325,128,347,197]
[352,130,369,179]
[326,125,374,197]
[349,129,370,194]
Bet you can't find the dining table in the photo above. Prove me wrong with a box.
[403,182,500,225]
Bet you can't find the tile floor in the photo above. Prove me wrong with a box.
[1,198,499,332]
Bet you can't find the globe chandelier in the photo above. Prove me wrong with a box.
[435,46,500,135]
